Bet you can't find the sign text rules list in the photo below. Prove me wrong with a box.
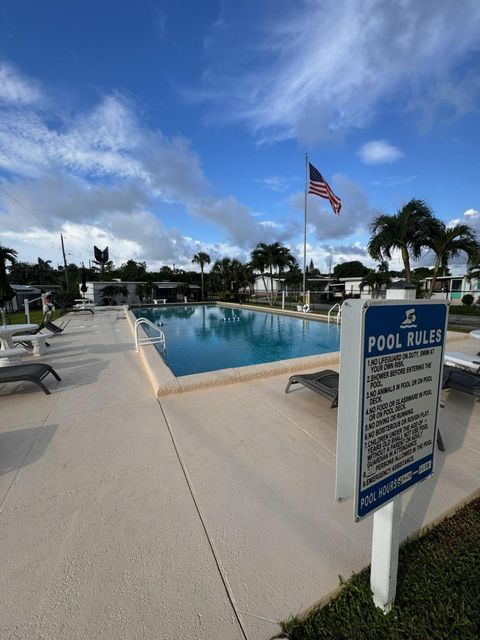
[362,346,442,492]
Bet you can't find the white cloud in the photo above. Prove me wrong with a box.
[447,208,480,235]
[198,0,480,142]
[358,140,403,165]
[0,61,42,105]
[0,75,285,266]
[291,174,380,241]
[257,176,290,192]
[259,220,283,229]
[189,195,267,248]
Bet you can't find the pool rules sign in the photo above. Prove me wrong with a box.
[335,299,448,612]
[336,299,448,520]
[358,301,448,518]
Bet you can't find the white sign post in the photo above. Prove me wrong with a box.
[336,299,448,612]
[370,496,401,612]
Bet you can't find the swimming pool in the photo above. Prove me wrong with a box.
[133,305,340,377]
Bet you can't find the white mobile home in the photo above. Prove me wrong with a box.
[422,275,480,305]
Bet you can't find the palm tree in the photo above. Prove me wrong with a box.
[36,257,53,283]
[211,258,236,293]
[0,245,17,267]
[0,245,18,324]
[368,200,441,283]
[425,223,480,298]
[360,263,391,299]
[192,251,211,301]
[250,242,296,305]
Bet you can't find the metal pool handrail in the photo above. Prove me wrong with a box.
[327,303,342,325]
[135,317,166,352]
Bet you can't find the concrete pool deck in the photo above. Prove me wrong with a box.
[1,308,479,639]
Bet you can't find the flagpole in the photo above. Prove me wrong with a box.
[303,153,308,299]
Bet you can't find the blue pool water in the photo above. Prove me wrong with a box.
[133,305,340,377]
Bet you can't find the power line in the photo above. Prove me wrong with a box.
[0,186,86,263]
[0,185,56,231]
[0,233,84,263]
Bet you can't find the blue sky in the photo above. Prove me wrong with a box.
[0,0,479,274]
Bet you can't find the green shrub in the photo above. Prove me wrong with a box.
[55,291,78,308]
[462,293,474,306]
[449,304,480,315]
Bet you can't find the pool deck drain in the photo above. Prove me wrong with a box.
[1,307,479,639]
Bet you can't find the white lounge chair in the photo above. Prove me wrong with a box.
[444,352,480,374]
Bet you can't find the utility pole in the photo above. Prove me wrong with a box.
[60,233,70,290]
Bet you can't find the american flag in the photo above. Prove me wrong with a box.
[308,162,341,215]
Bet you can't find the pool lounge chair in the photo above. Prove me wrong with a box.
[285,369,445,451]
[285,369,339,407]
[0,362,61,394]
[29,311,70,336]
[71,303,95,314]
[442,364,480,398]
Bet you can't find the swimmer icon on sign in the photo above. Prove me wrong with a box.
[400,308,417,329]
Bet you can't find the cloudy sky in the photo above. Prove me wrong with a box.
[0,0,479,273]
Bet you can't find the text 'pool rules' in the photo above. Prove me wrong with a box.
[335,299,448,521]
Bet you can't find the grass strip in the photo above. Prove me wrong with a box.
[278,496,480,640]
[6,309,65,324]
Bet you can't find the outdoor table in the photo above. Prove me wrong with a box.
[0,323,39,350]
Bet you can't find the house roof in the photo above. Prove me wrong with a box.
[11,284,41,293]
[388,280,417,290]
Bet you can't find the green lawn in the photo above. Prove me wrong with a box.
[278,496,480,640]
[4,309,65,324]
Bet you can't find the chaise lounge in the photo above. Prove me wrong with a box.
[285,368,446,451]
[442,364,480,397]
[285,369,339,407]
[0,363,61,394]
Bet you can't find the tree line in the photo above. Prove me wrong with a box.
[1,198,480,307]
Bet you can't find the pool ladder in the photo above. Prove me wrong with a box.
[135,317,166,352]
[328,303,342,325]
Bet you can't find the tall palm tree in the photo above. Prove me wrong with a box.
[192,251,211,301]
[0,245,18,324]
[36,257,53,282]
[210,258,235,292]
[250,242,296,305]
[0,245,17,267]
[368,199,441,283]
[425,223,479,297]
